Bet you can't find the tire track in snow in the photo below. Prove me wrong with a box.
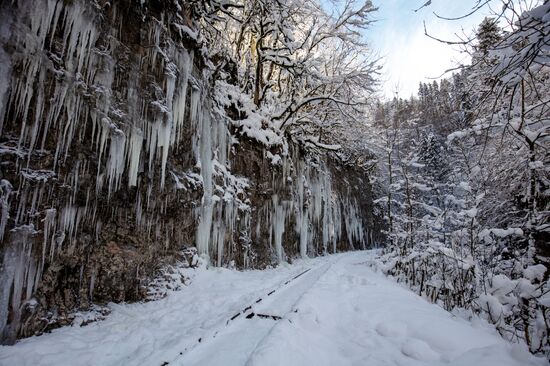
[242,258,338,366]
[225,266,312,325]
[168,256,338,366]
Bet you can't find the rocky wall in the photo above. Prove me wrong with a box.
[0,0,379,343]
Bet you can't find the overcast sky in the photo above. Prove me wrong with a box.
[364,0,499,99]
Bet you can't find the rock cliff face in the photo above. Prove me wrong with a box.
[0,0,380,343]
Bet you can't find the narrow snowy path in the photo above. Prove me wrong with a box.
[171,259,336,366]
[0,251,545,366]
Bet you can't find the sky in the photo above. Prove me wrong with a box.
[364,0,499,99]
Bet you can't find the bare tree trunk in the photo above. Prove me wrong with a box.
[253,23,264,107]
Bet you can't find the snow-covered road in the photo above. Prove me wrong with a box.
[0,251,545,366]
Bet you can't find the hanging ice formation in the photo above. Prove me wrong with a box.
[0,0,208,342]
[0,0,376,343]
[252,151,370,264]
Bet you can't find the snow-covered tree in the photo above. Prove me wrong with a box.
[373,2,550,354]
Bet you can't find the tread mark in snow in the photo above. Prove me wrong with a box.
[256,313,282,320]
[244,312,282,321]
[172,265,321,365]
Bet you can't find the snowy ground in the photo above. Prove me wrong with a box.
[0,251,545,366]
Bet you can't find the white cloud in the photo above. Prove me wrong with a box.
[367,0,499,99]
[379,25,468,98]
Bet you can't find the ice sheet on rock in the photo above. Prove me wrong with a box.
[0,225,38,342]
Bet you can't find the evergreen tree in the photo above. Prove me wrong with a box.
[475,17,502,55]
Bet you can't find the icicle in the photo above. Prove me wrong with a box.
[272,195,285,262]
[333,196,342,253]
[0,225,37,342]
[25,67,46,162]
[0,180,13,242]
[0,20,13,136]
[295,161,311,258]
[195,101,214,259]
[60,204,78,248]
[106,128,127,196]
[211,204,225,267]
[97,118,112,176]
[10,0,61,152]
[316,171,334,254]
[25,253,37,301]
[189,87,201,159]
[147,118,159,174]
[158,120,171,190]
[171,50,193,147]
[193,82,234,264]
[43,208,57,262]
[42,83,68,151]
[341,197,365,250]
[149,22,162,69]
[158,59,178,189]
[127,127,143,187]
[62,1,98,78]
